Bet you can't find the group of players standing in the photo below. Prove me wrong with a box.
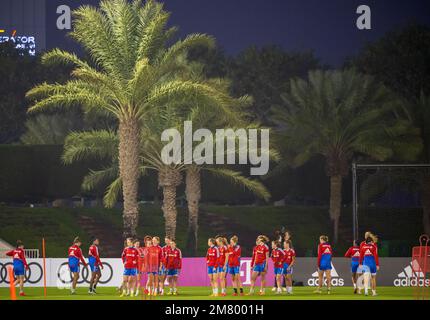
[204,230,380,297]
[205,234,296,296]
[5,230,380,297]
[119,236,182,297]
[65,235,181,296]
[303,231,380,296]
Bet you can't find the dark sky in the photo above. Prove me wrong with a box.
[45,0,430,66]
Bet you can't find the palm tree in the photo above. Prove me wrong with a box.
[184,165,200,252]
[62,80,271,242]
[62,128,184,239]
[271,69,422,242]
[139,68,256,239]
[173,73,273,255]
[182,123,275,255]
[63,128,271,241]
[141,115,185,239]
[26,0,236,237]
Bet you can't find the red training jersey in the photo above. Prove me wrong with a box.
[271,248,285,268]
[217,245,228,267]
[227,245,241,267]
[6,248,28,267]
[283,248,296,265]
[142,245,162,273]
[206,246,219,267]
[161,245,170,266]
[165,248,182,270]
[137,247,145,271]
[317,243,333,267]
[251,244,269,266]
[88,245,103,267]
[68,245,87,265]
[153,245,163,265]
[344,246,360,262]
[359,243,379,266]
[121,246,139,269]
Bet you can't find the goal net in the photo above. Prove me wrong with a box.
[352,164,430,257]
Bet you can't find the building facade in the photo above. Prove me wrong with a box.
[0,0,46,55]
[0,0,100,55]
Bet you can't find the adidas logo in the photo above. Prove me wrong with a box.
[394,261,430,287]
[307,263,345,287]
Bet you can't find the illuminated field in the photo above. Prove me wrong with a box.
[0,286,421,300]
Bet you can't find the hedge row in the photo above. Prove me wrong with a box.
[0,145,333,204]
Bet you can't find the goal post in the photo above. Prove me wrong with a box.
[352,163,430,246]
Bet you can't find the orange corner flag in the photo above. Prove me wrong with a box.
[8,266,17,300]
[42,238,47,297]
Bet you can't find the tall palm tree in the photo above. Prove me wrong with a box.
[170,71,275,254]
[182,121,275,255]
[62,80,271,241]
[184,165,200,252]
[63,127,270,241]
[141,114,185,239]
[139,67,257,239]
[26,0,235,237]
[62,128,184,238]
[271,69,422,242]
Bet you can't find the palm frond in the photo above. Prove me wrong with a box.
[136,3,170,61]
[82,166,118,191]
[42,49,91,69]
[205,167,271,201]
[71,5,125,79]
[62,130,118,164]
[104,177,122,208]
[27,81,120,116]
[158,33,215,66]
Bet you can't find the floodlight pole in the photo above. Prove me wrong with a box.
[352,163,358,241]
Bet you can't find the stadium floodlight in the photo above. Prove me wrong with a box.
[352,163,430,242]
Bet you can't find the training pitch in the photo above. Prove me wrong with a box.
[0,287,420,300]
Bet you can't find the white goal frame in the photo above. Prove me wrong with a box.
[352,163,430,241]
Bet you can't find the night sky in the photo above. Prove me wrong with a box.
[44,0,430,66]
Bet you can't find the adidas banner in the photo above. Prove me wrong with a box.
[292,258,429,288]
[0,258,427,288]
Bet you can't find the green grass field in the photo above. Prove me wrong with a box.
[0,286,420,300]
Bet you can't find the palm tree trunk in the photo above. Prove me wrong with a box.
[329,175,342,243]
[118,118,140,238]
[159,167,182,239]
[185,166,201,256]
[162,184,178,239]
[422,176,430,235]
